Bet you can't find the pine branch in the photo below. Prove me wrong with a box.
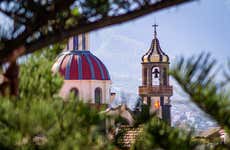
[132,117,197,150]
[170,53,230,130]
[0,0,195,63]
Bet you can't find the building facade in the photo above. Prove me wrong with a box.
[139,25,173,124]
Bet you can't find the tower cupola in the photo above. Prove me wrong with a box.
[142,24,169,63]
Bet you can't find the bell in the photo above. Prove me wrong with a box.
[153,68,159,78]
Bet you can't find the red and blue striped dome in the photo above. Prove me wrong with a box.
[52,50,110,80]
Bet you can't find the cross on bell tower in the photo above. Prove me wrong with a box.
[152,24,158,39]
[139,24,173,124]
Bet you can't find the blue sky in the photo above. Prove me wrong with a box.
[90,0,230,99]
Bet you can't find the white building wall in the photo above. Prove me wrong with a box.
[60,80,111,104]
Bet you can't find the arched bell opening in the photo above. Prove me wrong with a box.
[152,67,160,86]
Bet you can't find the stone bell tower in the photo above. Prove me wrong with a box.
[138,24,173,124]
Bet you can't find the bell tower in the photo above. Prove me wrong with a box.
[139,24,173,124]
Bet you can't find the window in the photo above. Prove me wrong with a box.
[70,88,79,98]
[95,87,102,104]
[152,67,160,85]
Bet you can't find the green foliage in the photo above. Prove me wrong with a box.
[19,44,64,99]
[0,97,113,150]
[132,117,197,150]
[71,7,79,17]
[169,53,230,149]
[170,53,230,129]
[0,45,113,150]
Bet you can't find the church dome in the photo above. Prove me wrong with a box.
[142,25,169,63]
[52,50,110,80]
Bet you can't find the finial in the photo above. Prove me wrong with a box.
[152,24,158,39]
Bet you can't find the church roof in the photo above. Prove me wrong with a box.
[52,34,110,80]
[142,25,169,63]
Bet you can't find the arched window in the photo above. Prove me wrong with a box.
[70,88,79,98]
[152,67,160,86]
[95,87,102,104]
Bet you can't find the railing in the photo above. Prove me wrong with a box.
[139,85,173,96]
